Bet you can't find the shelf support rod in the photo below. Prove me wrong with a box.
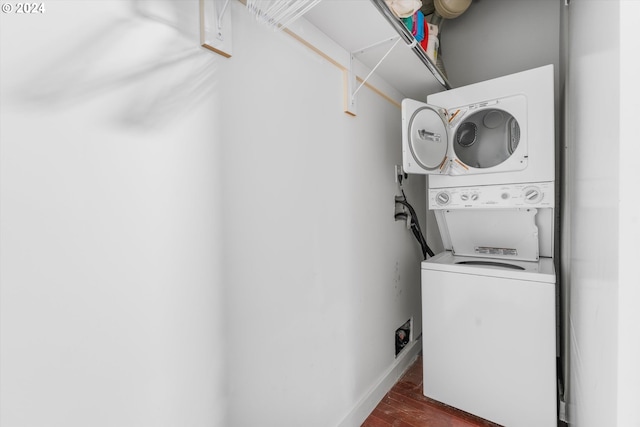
[351,37,402,101]
[346,36,409,115]
[216,0,231,34]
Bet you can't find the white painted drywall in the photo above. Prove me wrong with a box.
[216,3,424,426]
[565,1,619,424]
[617,3,640,425]
[0,1,426,426]
[564,0,640,425]
[0,2,228,426]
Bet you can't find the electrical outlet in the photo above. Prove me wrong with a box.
[394,165,407,184]
[394,196,411,229]
[394,196,406,216]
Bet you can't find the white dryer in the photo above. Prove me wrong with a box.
[402,65,555,188]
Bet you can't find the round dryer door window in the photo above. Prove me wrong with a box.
[408,106,448,171]
[453,109,521,169]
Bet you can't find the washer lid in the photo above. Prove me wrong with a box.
[422,251,556,282]
[440,208,540,261]
[408,105,449,171]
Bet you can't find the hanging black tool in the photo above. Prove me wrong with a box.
[394,174,434,260]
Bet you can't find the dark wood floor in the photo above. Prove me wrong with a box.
[362,355,502,427]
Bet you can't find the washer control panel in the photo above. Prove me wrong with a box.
[429,182,554,209]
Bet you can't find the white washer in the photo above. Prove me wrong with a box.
[421,252,557,427]
[402,65,555,187]
[421,183,557,426]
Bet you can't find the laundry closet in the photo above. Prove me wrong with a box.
[1,1,637,427]
[237,0,635,426]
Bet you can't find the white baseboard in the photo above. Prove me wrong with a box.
[337,337,422,427]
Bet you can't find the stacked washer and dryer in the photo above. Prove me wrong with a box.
[401,65,557,427]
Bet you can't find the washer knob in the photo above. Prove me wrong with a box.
[471,193,479,201]
[436,191,450,206]
[460,194,469,201]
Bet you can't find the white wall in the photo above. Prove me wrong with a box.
[564,0,640,425]
[0,2,227,426]
[217,3,425,426]
[0,1,425,426]
[565,1,619,423]
[617,3,640,425]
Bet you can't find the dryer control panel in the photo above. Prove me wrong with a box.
[429,182,554,210]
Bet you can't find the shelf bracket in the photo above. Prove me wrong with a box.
[345,36,405,116]
[200,0,233,58]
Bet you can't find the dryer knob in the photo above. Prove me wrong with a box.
[524,187,541,203]
[436,191,450,206]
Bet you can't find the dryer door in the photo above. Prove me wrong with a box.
[402,95,528,176]
[402,99,449,174]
